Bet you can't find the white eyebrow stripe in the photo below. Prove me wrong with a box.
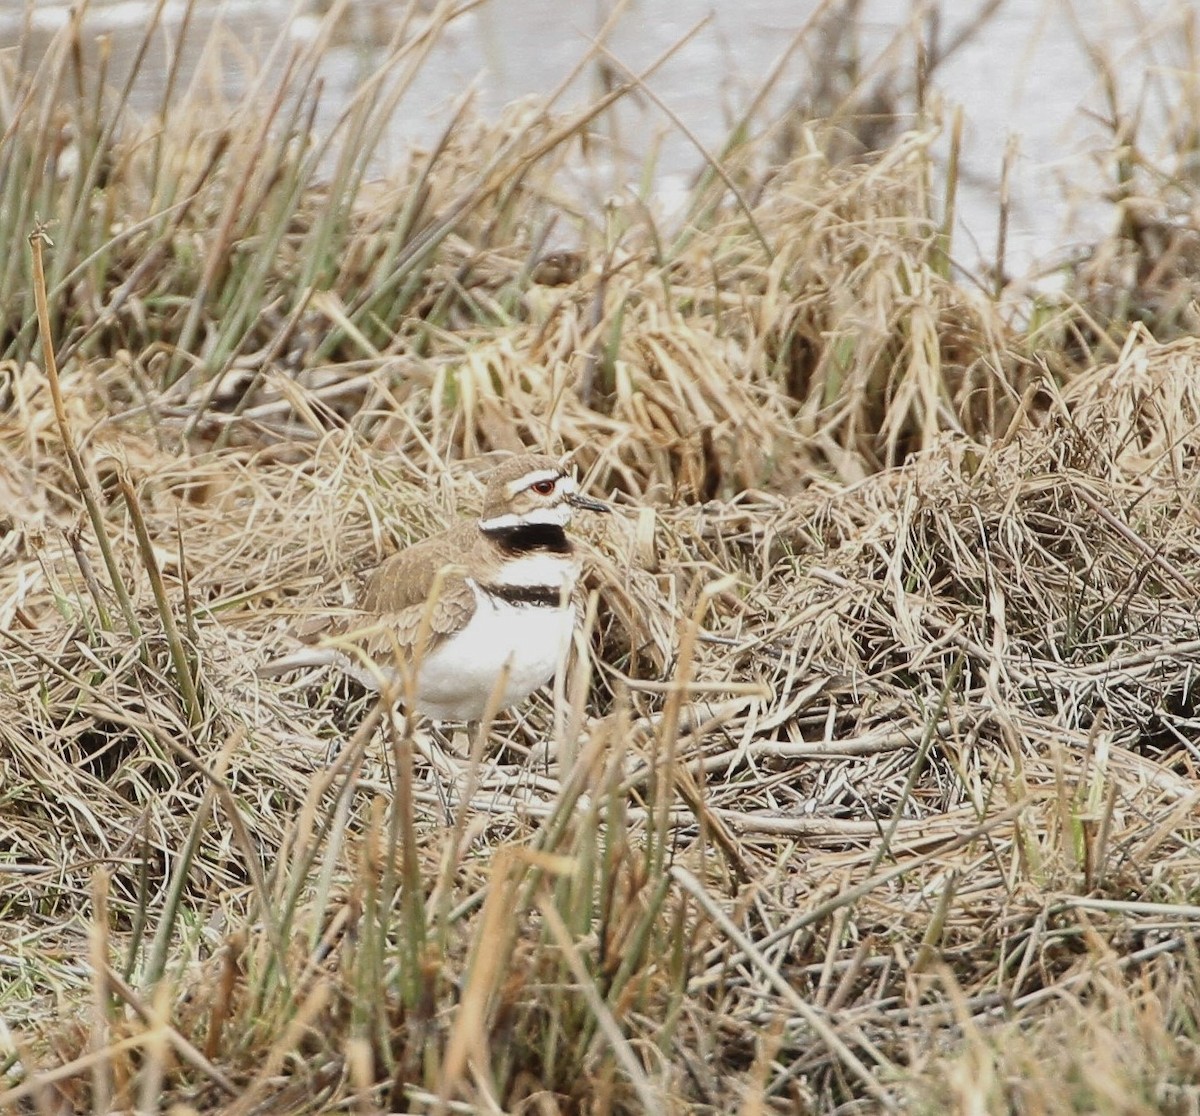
[505,468,564,497]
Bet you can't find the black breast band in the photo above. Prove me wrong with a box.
[481,583,565,607]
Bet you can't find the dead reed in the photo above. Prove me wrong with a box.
[2,2,1200,1113]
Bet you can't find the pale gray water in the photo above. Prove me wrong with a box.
[0,0,1187,277]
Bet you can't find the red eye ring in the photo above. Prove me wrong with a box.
[530,479,556,496]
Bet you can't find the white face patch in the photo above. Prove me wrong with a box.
[523,504,572,526]
[479,504,572,531]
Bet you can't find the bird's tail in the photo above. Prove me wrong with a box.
[255,647,341,679]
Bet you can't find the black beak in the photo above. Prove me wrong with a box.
[567,492,610,514]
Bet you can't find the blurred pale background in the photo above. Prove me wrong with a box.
[1,0,1186,275]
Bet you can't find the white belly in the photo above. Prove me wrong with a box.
[414,586,575,721]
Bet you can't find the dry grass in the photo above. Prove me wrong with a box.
[3,2,1200,1113]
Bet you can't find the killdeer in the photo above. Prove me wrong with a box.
[262,453,609,721]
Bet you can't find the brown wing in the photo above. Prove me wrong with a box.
[356,521,478,613]
[342,521,481,669]
[353,575,477,664]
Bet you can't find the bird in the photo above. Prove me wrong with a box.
[260,452,610,721]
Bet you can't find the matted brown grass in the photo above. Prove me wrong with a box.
[3,3,1200,1114]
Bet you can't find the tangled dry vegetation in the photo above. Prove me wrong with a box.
[4,2,1200,1114]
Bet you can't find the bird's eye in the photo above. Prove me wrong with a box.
[530,479,556,496]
